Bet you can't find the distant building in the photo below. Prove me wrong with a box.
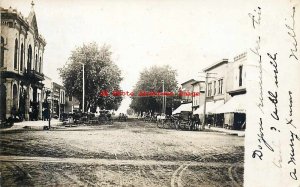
[51,82,65,118]
[180,79,197,103]
[0,4,46,121]
[65,95,80,113]
[191,81,205,111]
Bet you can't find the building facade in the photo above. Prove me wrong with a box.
[65,95,80,113]
[0,5,46,121]
[180,79,197,103]
[219,52,247,130]
[51,82,65,118]
[200,55,247,130]
[191,81,205,111]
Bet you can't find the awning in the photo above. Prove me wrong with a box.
[193,100,224,115]
[215,94,246,113]
[172,103,192,114]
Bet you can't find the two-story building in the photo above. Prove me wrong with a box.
[180,79,197,103]
[65,95,80,113]
[51,82,65,118]
[0,4,46,121]
[191,80,205,111]
[193,59,229,126]
[215,52,247,130]
[172,79,197,114]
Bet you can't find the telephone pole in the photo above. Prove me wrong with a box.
[79,62,85,113]
[202,72,217,130]
[162,80,165,114]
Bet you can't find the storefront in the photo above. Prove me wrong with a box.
[215,94,246,130]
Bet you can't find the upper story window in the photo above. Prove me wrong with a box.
[207,83,212,97]
[20,43,24,71]
[213,81,216,95]
[35,54,38,71]
[14,39,18,70]
[1,36,4,67]
[27,45,32,71]
[69,96,72,102]
[60,91,65,104]
[239,65,243,87]
[218,79,223,94]
[39,56,42,73]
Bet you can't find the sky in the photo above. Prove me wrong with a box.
[1,0,252,112]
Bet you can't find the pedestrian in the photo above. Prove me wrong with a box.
[42,108,46,121]
[29,106,32,121]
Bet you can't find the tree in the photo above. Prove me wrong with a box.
[59,42,123,112]
[130,65,181,115]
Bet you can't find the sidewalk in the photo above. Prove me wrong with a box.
[0,119,63,131]
[206,126,245,137]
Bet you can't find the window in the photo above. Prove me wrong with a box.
[207,83,212,97]
[14,39,18,70]
[218,79,223,94]
[213,81,216,95]
[69,96,72,101]
[239,66,243,87]
[1,37,4,67]
[39,56,42,73]
[20,43,24,71]
[12,84,18,107]
[27,45,32,71]
[61,92,65,104]
[35,54,38,71]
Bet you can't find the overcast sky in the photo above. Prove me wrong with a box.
[2,0,253,112]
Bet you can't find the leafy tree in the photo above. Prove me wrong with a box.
[59,42,123,112]
[130,65,181,115]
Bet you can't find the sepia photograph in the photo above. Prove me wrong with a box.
[0,0,299,186]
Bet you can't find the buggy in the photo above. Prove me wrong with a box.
[177,111,193,130]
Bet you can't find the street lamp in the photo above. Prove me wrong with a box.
[79,62,85,113]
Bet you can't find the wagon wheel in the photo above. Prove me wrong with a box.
[164,119,172,129]
[157,120,164,128]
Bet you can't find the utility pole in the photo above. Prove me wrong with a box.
[162,80,165,114]
[202,73,208,130]
[202,72,217,130]
[83,64,85,113]
[79,63,85,113]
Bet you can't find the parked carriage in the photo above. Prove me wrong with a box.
[157,111,200,131]
[118,113,128,122]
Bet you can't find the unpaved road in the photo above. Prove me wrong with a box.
[0,121,244,186]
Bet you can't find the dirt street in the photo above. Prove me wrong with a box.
[0,120,244,187]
